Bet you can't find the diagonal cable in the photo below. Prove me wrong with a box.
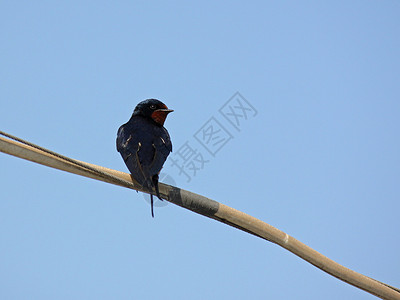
[0,130,399,300]
[0,130,138,190]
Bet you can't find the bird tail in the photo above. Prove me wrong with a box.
[152,174,162,200]
[143,176,163,218]
[143,180,157,218]
[150,194,154,218]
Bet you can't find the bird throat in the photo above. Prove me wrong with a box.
[151,111,169,126]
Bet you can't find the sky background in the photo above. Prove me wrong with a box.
[1,1,399,299]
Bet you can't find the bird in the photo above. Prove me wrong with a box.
[116,99,173,217]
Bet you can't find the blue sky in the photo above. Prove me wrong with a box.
[1,1,399,299]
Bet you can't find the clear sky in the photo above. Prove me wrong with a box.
[1,1,399,299]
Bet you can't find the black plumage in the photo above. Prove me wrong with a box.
[116,99,173,217]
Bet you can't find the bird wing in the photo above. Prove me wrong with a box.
[149,129,172,176]
[116,125,138,160]
[117,123,172,188]
[117,125,151,188]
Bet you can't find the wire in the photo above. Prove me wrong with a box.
[1,130,399,300]
[0,130,138,191]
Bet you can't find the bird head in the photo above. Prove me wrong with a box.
[133,99,173,126]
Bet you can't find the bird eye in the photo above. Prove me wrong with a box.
[150,105,157,110]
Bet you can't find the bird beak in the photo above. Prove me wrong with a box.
[156,108,174,114]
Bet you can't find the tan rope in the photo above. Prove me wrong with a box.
[1,132,399,300]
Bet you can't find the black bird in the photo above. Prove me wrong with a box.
[116,99,173,217]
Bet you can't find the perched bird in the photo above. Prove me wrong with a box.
[116,99,173,217]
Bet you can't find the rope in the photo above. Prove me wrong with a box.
[1,130,399,299]
[0,130,138,191]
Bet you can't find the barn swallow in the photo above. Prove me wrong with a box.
[116,99,173,217]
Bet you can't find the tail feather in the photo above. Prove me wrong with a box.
[152,174,163,200]
[150,194,154,218]
[144,175,163,218]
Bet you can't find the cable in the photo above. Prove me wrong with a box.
[1,130,399,299]
[0,130,138,191]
